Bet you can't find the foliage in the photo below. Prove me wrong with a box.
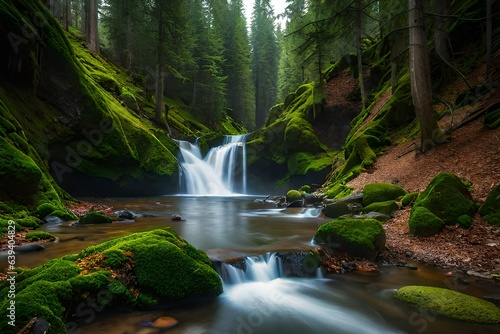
[396,286,500,323]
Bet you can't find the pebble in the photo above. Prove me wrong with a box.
[151,316,178,329]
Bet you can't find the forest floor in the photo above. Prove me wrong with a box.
[343,59,500,277]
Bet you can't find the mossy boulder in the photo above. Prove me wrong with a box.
[79,211,113,224]
[408,206,445,236]
[286,189,302,203]
[395,286,500,324]
[479,184,500,226]
[363,200,400,216]
[314,217,386,260]
[323,193,363,218]
[401,192,419,207]
[409,173,478,235]
[363,183,408,206]
[25,231,55,242]
[0,228,222,333]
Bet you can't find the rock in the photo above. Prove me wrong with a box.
[362,183,407,206]
[396,285,500,324]
[466,270,492,279]
[362,200,399,216]
[33,318,49,334]
[287,199,304,208]
[151,316,178,329]
[479,184,500,226]
[322,193,363,219]
[79,212,113,224]
[114,209,137,220]
[286,189,302,203]
[314,217,386,261]
[45,216,64,224]
[15,244,45,253]
[409,173,478,236]
[172,214,183,221]
[302,193,323,205]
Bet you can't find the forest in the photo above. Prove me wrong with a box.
[0,0,500,333]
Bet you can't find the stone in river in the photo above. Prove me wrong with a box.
[150,316,178,329]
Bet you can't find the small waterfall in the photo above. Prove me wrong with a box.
[219,253,282,286]
[177,135,248,195]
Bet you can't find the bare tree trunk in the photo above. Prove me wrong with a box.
[126,15,133,72]
[154,0,165,126]
[85,0,99,53]
[64,0,71,31]
[486,0,492,85]
[355,0,366,108]
[434,0,450,61]
[409,0,447,152]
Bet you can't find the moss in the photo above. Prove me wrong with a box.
[314,218,386,260]
[411,173,478,226]
[49,209,78,221]
[25,231,55,242]
[363,200,399,215]
[409,206,445,237]
[299,185,311,193]
[284,115,326,155]
[401,192,419,207]
[457,214,473,228]
[479,184,500,226]
[363,183,408,206]
[102,249,129,268]
[395,286,500,324]
[286,152,332,176]
[286,189,302,202]
[79,212,113,224]
[35,202,58,218]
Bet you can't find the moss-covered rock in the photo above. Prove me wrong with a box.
[314,217,386,260]
[409,173,478,234]
[409,206,445,236]
[323,193,363,218]
[395,285,500,324]
[79,211,113,224]
[363,183,408,206]
[286,189,302,202]
[479,184,500,226]
[0,228,222,333]
[401,192,419,207]
[362,200,400,216]
[25,231,55,242]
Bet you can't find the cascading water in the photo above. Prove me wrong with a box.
[177,135,248,195]
[215,253,403,334]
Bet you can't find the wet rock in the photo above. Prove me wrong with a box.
[114,209,138,220]
[303,193,324,206]
[15,244,45,253]
[466,270,492,279]
[151,316,178,329]
[172,214,183,221]
[322,193,363,219]
[33,318,49,334]
[44,216,64,224]
[287,199,304,208]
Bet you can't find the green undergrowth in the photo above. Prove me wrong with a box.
[0,228,222,334]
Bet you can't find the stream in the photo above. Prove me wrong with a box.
[3,196,498,334]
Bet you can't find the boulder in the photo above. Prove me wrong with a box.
[79,212,113,224]
[409,173,478,235]
[362,183,407,206]
[323,193,363,218]
[479,184,500,226]
[286,189,302,203]
[362,200,399,216]
[314,218,386,261]
[395,286,500,324]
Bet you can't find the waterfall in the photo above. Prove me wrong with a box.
[177,135,248,195]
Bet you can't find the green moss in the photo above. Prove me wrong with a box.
[479,184,500,226]
[363,200,399,215]
[79,212,112,224]
[102,249,129,268]
[35,203,58,218]
[25,231,55,242]
[286,189,302,202]
[314,218,386,260]
[484,107,500,129]
[396,286,500,324]
[401,192,419,207]
[49,209,78,221]
[284,115,326,155]
[411,173,478,226]
[409,206,445,237]
[363,183,408,206]
[299,185,311,193]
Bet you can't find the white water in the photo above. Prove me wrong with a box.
[216,254,402,334]
[177,135,248,195]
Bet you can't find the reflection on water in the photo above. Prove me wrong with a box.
[2,197,499,334]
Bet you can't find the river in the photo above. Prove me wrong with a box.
[4,196,498,334]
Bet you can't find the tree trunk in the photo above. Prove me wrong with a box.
[126,15,133,72]
[409,0,447,152]
[434,0,451,61]
[486,0,492,85]
[85,0,99,52]
[154,1,165,126]
[355,0,366,108]
[64,0,71,31]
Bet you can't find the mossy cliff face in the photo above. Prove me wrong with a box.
[247,84,335,192]
[395,285,500,324]
[0,0,205,199]
[409,173,478,236]
[0,229,222,333]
